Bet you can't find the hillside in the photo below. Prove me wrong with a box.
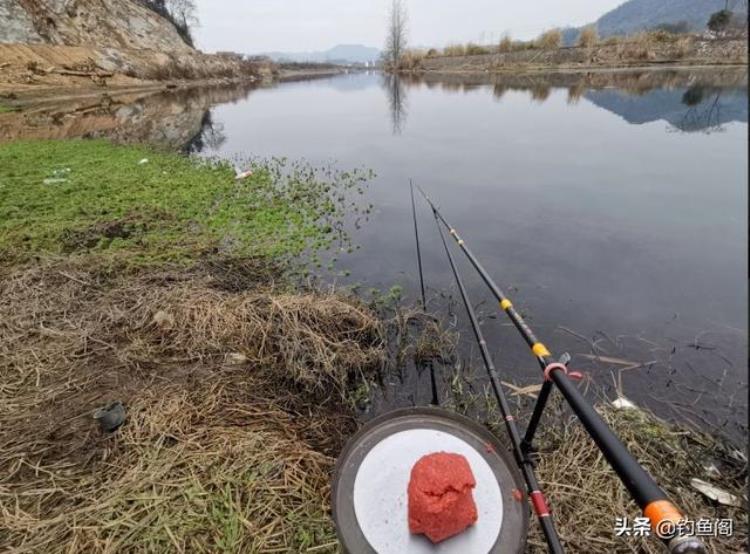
[596,0,749,36]
[0,0,190,52]
[0,0,275,97]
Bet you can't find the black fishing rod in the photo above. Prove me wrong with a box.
[417,185,707,554]
[410,180,439,406]
[434,210,564,553]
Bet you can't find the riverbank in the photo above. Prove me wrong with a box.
[526,399,747,552]
[0,42,349,107]
[0,140,746,552]
[0,139,384,552]
[0,43,274,96]
[401,36,747,74]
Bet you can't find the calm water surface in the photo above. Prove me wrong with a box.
[206,70,749,436]
[7,69,746,436]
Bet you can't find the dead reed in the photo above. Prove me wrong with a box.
[526,400,748,553]
[0,260,384,553]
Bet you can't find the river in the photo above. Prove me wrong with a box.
[2,67,747,439]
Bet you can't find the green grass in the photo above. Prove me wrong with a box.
[0,104,14,113]
[0,140,371,266]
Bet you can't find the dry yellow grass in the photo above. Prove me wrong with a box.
[526,401,748,553]
[0,260,385,553]
[578,25,599,48]
[442,44,467,57]
[498,35,514,53]
[398,49,427,71]
[536,28,563,50]
[1,257,745,553]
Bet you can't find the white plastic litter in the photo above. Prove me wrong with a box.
[690,478,744,508]
[226,352,248,365]
[138,158,149,165]
[611,396,637,410]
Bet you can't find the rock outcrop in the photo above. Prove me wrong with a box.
[0,0,276,96]
[0,0,190,52]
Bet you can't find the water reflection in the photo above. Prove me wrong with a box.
[382,67,747,134]
[182,111,227,153]
[677,86,733,134]
[382,73,408,135]
[0,82,258,149]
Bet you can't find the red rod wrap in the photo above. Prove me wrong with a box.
[530,491,550,517]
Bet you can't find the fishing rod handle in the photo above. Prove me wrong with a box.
[668,535,708,553]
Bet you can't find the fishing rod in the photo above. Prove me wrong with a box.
[409,180,439,406]
[434,209,564,553]
[416,185,707,554]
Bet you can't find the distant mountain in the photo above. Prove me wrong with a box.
[596,0,748,37]
[561,0,748,44]
[262,44,380,64]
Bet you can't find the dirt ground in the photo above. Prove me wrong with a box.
[0,42,274,101]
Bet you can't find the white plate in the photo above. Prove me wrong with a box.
[352,428,503,554]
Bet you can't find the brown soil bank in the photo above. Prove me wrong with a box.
[0,43,274,97]
[413,37,747,73]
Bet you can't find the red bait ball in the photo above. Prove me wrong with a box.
[408,452,478,543]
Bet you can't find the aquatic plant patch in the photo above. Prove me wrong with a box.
[0,140,373,266]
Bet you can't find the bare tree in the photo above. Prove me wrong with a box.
[142,0,198,46]
[166,0,198,30]
[384,0,408,69]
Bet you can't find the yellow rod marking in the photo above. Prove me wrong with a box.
[500,299,513,310]
[532,343,551,357]
[450,229,457,236]
[458,239,465,246]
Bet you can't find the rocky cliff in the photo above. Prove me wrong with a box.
[0,0,275,98]
[0,0,190,51]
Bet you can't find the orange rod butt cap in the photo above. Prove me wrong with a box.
[644,500,683,533]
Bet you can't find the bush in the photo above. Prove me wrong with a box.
[673,37,692,58]
[708,9,732,33]
[443,44,466,56]
[649,29,680,43]
[602,35,622,46]
[465,43,490,56]
[577,25,598,48]
[536,28,562,50]
[398,50,426,70]
[498,35,513,53]
[654,21,691,34]
[426,48,439,57]
[621,32,656,61]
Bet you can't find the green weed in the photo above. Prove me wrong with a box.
[0,140,373,266]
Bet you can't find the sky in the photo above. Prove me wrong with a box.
[193,0,624,54]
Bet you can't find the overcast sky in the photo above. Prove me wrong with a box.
[193,0,624,54]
